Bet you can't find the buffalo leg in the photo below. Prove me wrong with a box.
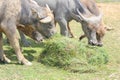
[19,30,31,47]
[79,34,86,40]
[0,33,11,63]
[57,18,69,37]
[67,23,74,38]
[5,30,31,47]
[1,21,32,65]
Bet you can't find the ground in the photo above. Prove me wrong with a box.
[0,2,120,80]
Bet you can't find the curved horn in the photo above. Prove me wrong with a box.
[77,9,102,23]
[46,4,51,12]
[39,4,53,23]
[70,12,83,22]
[39,16,52,23]
[29,0,39,7]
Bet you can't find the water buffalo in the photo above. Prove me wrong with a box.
[0,0,54,65]
[34,0,104,46]
[78,0,106,46]
[17,4,56,46]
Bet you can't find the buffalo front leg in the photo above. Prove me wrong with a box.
[79,34,86,41]
[0,33,11,63]
[19,30,31,47]
[1,22,32,65]
[57,18,69,37]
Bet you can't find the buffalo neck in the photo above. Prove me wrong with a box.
[19,0,37,25]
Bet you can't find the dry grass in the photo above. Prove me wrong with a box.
[99,2,120,62]
[98,3,120,79]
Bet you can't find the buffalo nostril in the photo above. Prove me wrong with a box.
[38,37,44,42]
[36,37,44,42]
[97,43,103,47]
[40,39,44,42]
[51,31,55,36]
[51,31,54,33]
[88,40,98,46]
[93,42,98,45]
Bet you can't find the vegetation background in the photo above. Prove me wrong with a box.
[0,0,120,80]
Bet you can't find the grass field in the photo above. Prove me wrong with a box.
[0,2,120,80]
[97,0,120,2]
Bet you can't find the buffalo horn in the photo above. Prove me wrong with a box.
[39,16,52,23]
[77,9,102,23]
[70,12,83,22]
[46,4,51,12]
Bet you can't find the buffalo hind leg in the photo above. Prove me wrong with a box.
[0,33,11,63]
[67,23,74,38]
[58,19,75,38]
[1,21,32,65]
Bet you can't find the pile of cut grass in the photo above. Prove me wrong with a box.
[39,34,108,72]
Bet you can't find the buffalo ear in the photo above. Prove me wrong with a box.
[31,8,37,14]
[31,8,40,18]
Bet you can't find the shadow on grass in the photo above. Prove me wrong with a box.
[0,49,36,65]
[3,38,45,48]
[4,49,36,61]
[1,38,47,65]
[70,69,97,74]
[20,38,45,48]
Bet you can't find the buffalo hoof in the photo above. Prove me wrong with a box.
[0,57,11,64]
[20,58,32,66]
[97,43,103,47]
[24,61,32,66]
[4,58,11,63]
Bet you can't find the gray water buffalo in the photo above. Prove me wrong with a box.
[0,0,54,65]
[78,0,106,46]
[34,0,105,46]
[18,4,56,46]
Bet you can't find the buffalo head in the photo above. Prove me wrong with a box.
[34,5,56,38]
[96,22,106,46]
[71,9,105,46]
[29,0,56,38]
[17,24,43,42]
[79,23,106,47]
